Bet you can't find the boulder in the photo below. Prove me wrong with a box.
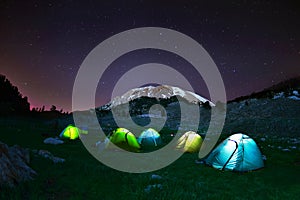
[282,148,291,152]
[151,174,162,180]
[0,141,37,187]
[43,137,64,145]
[36,149,65,164]
[144,184,163,193]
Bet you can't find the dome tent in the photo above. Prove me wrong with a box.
[176,131,203,153]
[59,125,88,140]
[204,133,264,172]
[137,128,162,148]
[109,128,141,152]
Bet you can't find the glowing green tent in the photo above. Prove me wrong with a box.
[204,133,264,172]
[137,128,162,148]
[59,125,88,140]
[176,131,203,153]
[109,128,141,152]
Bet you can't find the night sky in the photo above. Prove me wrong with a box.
[1,1,299,111]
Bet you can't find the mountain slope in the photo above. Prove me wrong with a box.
[230,76,300,102]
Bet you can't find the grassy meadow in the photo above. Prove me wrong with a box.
[0,117,300,200]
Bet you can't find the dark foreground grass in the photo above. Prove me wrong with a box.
[0,119,300,199]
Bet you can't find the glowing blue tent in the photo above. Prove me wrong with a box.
[204,133,264,172]
[137,128,162,148]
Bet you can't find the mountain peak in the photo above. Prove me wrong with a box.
[108,85,214,108]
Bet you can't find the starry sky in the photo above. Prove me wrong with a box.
[0,0,299,111]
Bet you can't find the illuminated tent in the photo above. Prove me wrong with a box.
[59,125,88,140]
[109,128,140,152]
[176,131,203,153]
[137,128,162,148]
[204,133,264,172]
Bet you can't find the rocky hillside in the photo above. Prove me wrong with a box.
[230,76,300,102]
[71,79,300,137]
[223,97,300,136]
[222,76,300,136]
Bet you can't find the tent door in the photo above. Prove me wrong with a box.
[222,139,238,170]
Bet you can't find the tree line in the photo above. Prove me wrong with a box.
[0,74,30,114]
[0,74,69,115]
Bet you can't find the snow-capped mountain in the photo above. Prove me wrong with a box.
[107,85,214,109]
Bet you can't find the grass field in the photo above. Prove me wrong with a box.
[1,117,300,200]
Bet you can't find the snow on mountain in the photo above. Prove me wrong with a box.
[273,92,284,99]
[108,85,214,108]
[293,90,299,96]
[288,96,300,101]
[273,91,300,101]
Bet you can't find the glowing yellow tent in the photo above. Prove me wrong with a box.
[176,131,203,153]
[108,128,141,152]
[59,125,88,140]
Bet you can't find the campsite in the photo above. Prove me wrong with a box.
[1,75,300,199]
[1,1,300,198]
[1,111,300,199]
